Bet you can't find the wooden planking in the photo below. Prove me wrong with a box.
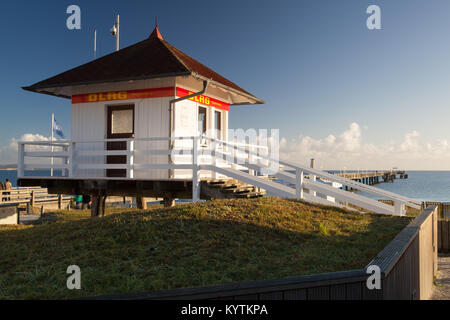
[346,282,362,300]
[330,284,346,300]
[442,220,449,252]
[418,215,435,299]
[258,292,283,300]
[283,289,307,300]
[307,286,330,300]
[71,102,106,178]
[134,97,171,179]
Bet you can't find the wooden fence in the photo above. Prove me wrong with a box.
[438,220,450,253]
[379,200,450,220]
[423,202,450,220]
[86,206,438,300]
[0,187,73,211]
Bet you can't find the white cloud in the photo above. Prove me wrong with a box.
[0,134,51,165]
[280,123,450,170]
[2,126,450,170]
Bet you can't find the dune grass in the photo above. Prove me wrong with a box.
[0,197,413,299]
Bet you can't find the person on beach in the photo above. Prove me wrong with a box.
[81,195,91,210]
[75,195,83,209]
[0,181,4,202]
[4,179,12,201]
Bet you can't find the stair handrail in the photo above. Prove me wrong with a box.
[202,136,421,208]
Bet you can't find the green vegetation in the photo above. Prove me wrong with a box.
[0,197,413,299]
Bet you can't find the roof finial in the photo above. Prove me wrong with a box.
[150,18,164,40]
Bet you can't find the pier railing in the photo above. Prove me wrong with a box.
[17,136,422,216]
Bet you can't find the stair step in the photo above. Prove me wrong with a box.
[219,184,239,190]
[235,192,265,199]
[207,180,227,185]
[221,187,255,194]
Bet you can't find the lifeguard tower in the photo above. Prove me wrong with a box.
[18,26,422,217]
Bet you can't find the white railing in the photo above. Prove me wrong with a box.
[18,136,420,216]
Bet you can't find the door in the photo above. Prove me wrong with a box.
[106,105,135,178]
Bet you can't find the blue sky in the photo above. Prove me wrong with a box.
[2,1,450,169]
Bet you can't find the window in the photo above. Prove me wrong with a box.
[198,107,207,135]
[111,108,134,134]
[214,110,222,139]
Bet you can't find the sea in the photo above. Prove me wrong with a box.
[1,170,449,203]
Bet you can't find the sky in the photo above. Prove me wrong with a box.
[2,0,450,169]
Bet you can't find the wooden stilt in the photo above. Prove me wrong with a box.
[91,196,106,217]
[164,197,175,208]
[137,197,147,210]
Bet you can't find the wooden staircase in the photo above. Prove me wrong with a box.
[201,179,266,200]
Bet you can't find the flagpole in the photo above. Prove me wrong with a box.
[51,113,54,177]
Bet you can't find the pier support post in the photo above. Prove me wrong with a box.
[164,197,175,208]
[91,196,106,217]
[137,197,147,210]
[58,194,63,210]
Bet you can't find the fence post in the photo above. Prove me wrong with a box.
[192,137,200,202]
[17,142,25,178]
[394,200,405,216]
[296,168,304,200]
[30,190,35,208]
[58,194,63,210]
[232,137,238,170]
[127,140,134,179]
[68,142,75,178]
[212,139,218,180]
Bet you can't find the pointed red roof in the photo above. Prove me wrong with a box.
[23,26,263,105]
[150,25,164,40]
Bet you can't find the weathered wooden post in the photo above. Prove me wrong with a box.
[30,190,35,208]
[91,196,106,217]
[164,197,175,208]
[58,194,63,210]
[137,197,147,210]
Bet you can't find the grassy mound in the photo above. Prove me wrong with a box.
[0,197,412,299]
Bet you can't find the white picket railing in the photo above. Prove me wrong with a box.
[17,136,421,216]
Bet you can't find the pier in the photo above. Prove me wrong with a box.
[335,170,408,186]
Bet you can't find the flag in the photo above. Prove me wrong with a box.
[53,117,65,139]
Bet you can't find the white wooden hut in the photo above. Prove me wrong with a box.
[18,26,265,213]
